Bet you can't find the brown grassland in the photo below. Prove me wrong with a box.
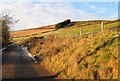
[10,25,55,37]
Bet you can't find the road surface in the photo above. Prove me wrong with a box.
[2,44,54,81]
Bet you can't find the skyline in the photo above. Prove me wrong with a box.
[0,0,118,30]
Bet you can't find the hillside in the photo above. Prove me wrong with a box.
[19,20,119,79]
[21,29,119,79]
[10,25,55,37]
[32,20,119,39]
[10,20,117,38]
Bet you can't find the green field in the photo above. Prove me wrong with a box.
[33,20,119,38]
[12,20,119,43]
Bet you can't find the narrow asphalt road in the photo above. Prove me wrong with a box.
[2,44,54,81]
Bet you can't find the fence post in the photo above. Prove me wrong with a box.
[80,27,82,35]
[101,21,104,31]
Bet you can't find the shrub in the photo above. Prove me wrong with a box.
[55,19,71,29]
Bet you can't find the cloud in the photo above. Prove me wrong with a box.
[27,0,120,2]
[0,0,117,30]
[85,3,107,14]
[90,5,96,9]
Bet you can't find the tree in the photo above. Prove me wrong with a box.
[0,13,18,47]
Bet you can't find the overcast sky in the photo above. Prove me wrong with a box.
[0,0,119,31]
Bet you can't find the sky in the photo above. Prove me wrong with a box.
[0,0,119,31]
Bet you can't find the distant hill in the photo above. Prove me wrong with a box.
[10,20,119,38]
[10,25,55,37]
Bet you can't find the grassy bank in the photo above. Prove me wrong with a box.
[41,30,118,79]
[22,29,119,79]
[15,20,119,79]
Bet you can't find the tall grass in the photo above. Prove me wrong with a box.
[22,29,118,79]
[42,30,118,79]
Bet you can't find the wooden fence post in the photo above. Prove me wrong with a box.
[101,21,104,31]
[80,27,82,35]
